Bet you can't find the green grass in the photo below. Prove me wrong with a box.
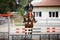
[15,24,24,26]
[14,19,22,23]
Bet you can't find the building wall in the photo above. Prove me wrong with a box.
[33,7,60,27]
[33,7,60,18]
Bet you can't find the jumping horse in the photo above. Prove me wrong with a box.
[23,7,35,39]
[24,7,35,28]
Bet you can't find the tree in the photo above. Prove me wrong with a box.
[17,0,27,16]
[0,0,17,14]
[0,0,33,15]
[0,0,10,14]
[9,0,17,12]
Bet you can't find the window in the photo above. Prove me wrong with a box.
[33,11,42,17]
[49,12,51,17]
[36,12,38,17]
[49,11,59,17]
[53,12,55,17]
[39,12,42,17]
[56,12,58,17]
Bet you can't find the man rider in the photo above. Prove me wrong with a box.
[23,0,37,23]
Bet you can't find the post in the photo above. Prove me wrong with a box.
[39,35,41,40]
[8,16,10,40]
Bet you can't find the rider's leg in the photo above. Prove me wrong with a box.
[32,14,37,23]
[33,16,37,23]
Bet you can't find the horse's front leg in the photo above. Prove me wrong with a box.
[25,17,28,21]
[23,16,27,23]
[29,17,33,21]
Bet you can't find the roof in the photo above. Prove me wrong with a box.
[32,0,60,7]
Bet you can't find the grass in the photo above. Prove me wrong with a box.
[11,13,24,26]
[14,19,24,26]
[14,19,21,23]
[15,24,24,26]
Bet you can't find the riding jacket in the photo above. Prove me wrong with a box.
[24,4,33,12]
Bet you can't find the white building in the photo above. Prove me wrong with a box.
[31,0,60,24]
[31,0,60,34]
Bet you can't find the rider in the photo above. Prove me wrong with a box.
[23,0,37,23]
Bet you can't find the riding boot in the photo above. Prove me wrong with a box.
[33,17,37,23]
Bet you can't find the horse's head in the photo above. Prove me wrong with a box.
[24,7,32,17]
[27,7,32,17]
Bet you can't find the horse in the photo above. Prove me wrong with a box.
[23,7,34,39]
[23,7,34,28]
